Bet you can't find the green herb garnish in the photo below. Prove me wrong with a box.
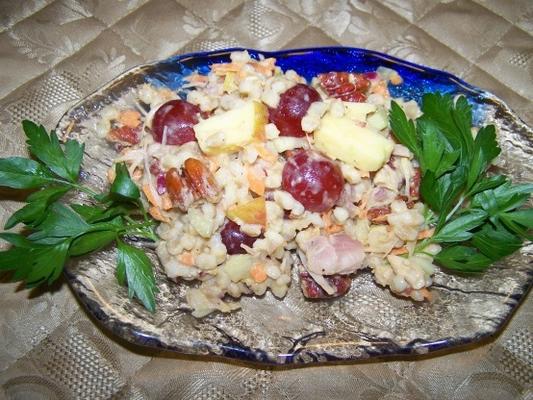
[390,93,532,273]
[0,121,158,311]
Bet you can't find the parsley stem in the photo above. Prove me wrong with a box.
[122,221,154,231]
[414,237,434,253]
[124,215,136,224]
[44,178,100,198]
[444,194,466,224]
[138,202,150,224]
[121,221,157,241]
[66,182,99,198]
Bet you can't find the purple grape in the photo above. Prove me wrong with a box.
[299,271,352,299]
[220,220,259,255]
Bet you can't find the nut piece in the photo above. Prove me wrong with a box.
[183,158,221,203]
[165,168,194,211]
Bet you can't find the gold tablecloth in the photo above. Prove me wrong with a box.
[0,1,532,398]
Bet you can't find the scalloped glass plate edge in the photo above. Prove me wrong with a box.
[58,47,533,366]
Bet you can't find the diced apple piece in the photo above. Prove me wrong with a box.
[343,102,376,122]
[272,136,309,153]
[194,101,268,155]
[227,197,266,226]
[315,114,393,172]
[223,72,237,93]
[367,109,388,131]
[222,254,254,282]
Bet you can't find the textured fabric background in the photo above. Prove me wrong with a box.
[0,1,532,399]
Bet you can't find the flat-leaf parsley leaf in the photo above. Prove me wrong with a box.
[391,93,532,273]
[0,122,158,311]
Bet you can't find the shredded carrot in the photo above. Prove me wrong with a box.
[187,74,209,84]
[326,224,343,234]
[161,193,173,210]
[246,166,266,196]
[107,167,116,184]
[252,58,276,76]
[390,247,408,255]
[119,110,141,128]
[419,288,432,301]
[389,72,403,86]
[238,68,248,79]
[253,143,277,163]
[159,88,175,100]
[250,263,267,283]
[212,62,242,75]
[142,183,159,206]
[417,228,435,240]
[178,252,195,266]
[322,211,343,234]
[149,206,170,223]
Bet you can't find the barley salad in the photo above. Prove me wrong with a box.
[99,51,463,317]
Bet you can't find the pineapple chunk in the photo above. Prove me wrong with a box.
[343,102,376,122]
[315,114,393,172]
[194,101,268,155]
[227,197,266,226]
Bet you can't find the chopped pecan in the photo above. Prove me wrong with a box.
[106,126,140,145]
[396,195,416,209]
[353,73,370,91]
[410,167,421,199]
[318,71,350,89]
[183,158,221,203]
[367,205,391,224]
[318,72,370,103]
[165,168,194,212]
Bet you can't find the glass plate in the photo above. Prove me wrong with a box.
[57,47,533,365]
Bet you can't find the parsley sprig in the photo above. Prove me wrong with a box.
[390,93,532,273]
[0,121,158,311]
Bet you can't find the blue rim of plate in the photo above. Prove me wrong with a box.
[145,46,495,125]
[62,46,532,366]
[163,46,483,94]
